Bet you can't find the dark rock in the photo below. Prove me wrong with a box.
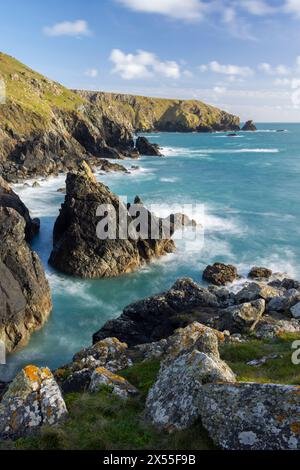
[218,299,265,334]
[0,176,40,241]
[0,206,52,353]
[49,161,176,278]
[135,137,162,156]
[242,120,257,131]
[93,278,219,347]
[203,262,238,286]
[248,267,273,280]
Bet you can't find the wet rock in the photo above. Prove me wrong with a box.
[93,278,219,347]
[0,366,67,440]
[135,137,162,156]
[146,350,236,431]
[0,207,52,353]
[199,383,300,450]
[89,367,138,400]
[248,267,272,280]
[203,263,238,286]
[242,120,257,131]
[49,161,176,278]
[219,299,265,333]
[0,176,40,241]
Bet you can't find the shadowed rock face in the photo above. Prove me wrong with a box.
[242,120,257,131]
[0,176,39,241]
[135,137,162,156]
[0,206,52,353]
[49,162,176,278]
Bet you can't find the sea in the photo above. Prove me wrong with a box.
[1,123,299,381]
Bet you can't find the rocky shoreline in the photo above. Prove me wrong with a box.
[1,261,300,449]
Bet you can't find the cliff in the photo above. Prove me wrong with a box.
[0,52,240,181]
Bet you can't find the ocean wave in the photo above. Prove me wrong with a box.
[162,146,279,157]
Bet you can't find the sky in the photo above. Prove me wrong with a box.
[2,0,300,121]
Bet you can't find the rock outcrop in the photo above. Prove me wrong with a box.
[0,366,67,440]
[135,137,162,156]
[203,262,238,286]
[0,176,39,241]
[0,206,52,353]
[93,278,219,347]
[248,266,273,280]
[89,367,138,400]
[199,383,300,450]
[49,162,177,278]
[242,120,257,131]
[218,299,266,333]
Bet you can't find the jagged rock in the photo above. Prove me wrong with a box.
[146,350,236,431]
[98,159,128,173]
[0,176,40,241]
[248,267,272,280]
[93,278,219,347]
[218,299,265,333]
[135,137,162,156]
[242,120,257,131]
[0,366,67,440]
[134,322,225,364]
[199,383,300,450]
[55,338,132,394]
[203,263,238,286]
[235,282,282,303]
[0,207,52,353]
[49,162,176,278]
[89,367,138,400]
[267,290,300,313]
[254,316,300,339]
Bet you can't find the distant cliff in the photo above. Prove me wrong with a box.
[0,52,240,181]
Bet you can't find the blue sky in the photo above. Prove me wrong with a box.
[2,0,300,121]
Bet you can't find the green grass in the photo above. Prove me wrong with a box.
[220,333,300,385]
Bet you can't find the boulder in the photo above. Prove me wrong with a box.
[0,366,67,440]
[134,322,225,364]
[242,120,257,131]
[291,302,300,319]
[248,267,272,280]
[135,137,162,156]
[254,316,300,340]
[89,367,138,400]
[0,176,40,241]
[199,383,300,450]
[218,299,265,333]
[0,207,52,353]
[145,350,236,431]
[93,278,219,347]
[203,262,238,286]
[235,282,281,303]
[49,162,176,278]
[267,290,300,313]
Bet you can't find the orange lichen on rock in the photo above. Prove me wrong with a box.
[291,422,300,434]
[24,365,40,383]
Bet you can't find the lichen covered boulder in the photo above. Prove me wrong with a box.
[219,299,265,333]
[89,367,138,400]
[199,383,300,450]
[145,350,236,431]
[203,263,238,286]
[0,366,67,440]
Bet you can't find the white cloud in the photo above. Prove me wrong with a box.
[110,49,181,80]
[200,61,254,77]
[240,0,276,16]
[44,20,90,37]
[85,69,98,78]
[259,62,290,76]
[284,0,300,17]
[116,0,207,21]
[213,86,227,94]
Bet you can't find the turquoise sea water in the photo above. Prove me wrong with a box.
[1,123,300,381]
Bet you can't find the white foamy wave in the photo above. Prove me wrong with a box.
[162,146,279,158]
[159,177,179,183]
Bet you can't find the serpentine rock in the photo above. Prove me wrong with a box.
[0,366,67,440]
[0,207,52,353]
[49,162,176,278]
[199,383,300,450]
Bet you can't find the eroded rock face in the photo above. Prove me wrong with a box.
[49,162,176,278]
[242,120,257,131]
[203,263,238,286]
[248,267,272,280]
[0,366,67,440]
[0,207,52,353]
[199,383,300,450]
[93,278,219,347]
[89,367,138,400]
[146,350,236,431]
[0,176,39,241]
[218,299,265,333]
[135,137,162,156]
